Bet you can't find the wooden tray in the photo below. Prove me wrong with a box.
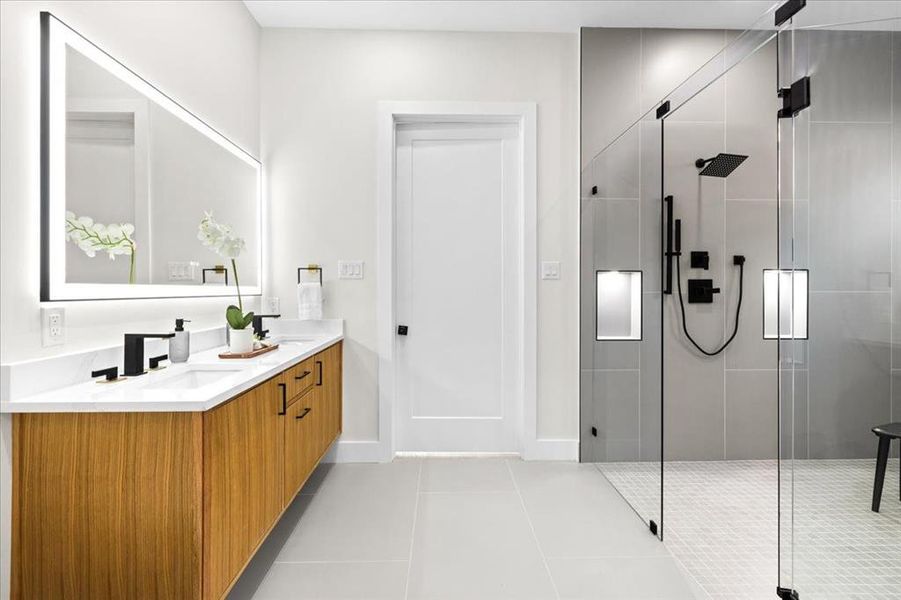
[219,344,279,359]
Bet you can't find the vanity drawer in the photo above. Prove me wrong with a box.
[287,356,316,402]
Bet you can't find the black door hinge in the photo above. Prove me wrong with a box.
[649,520,658,536]
[655,100,670,119]
[397,325,408,336]
[778,76,811,118]
[776,587,799,600]
[591,426,598,437]
[775,0,806,27]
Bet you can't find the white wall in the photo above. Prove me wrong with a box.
[0,2,260,596]
[261,29,579,447]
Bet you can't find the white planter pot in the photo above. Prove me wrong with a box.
[228,327,254,354]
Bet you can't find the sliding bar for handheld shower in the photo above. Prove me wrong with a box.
[663,195,679,295]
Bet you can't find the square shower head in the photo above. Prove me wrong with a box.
[696,153,748,178]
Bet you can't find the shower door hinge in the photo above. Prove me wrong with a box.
[778,76,811,118]
[649,520,658,536]
[775,0,806,27]
[776,587,799,600]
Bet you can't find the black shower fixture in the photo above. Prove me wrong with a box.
[695,153,749,178]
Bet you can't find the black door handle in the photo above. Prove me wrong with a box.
[295,407,312,420]
[295,370,311,381]
[277,382,287,415]
[316,360,323,386]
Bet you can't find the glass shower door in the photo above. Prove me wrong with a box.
[779,4,901,597]
[581,112,663,538]
[659,19,781,599]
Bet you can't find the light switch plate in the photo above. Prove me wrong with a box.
[338,260,364,280]
[167,261,199,282]
[266,297,280,314]
[41,306,66,347]
[541,261,561,280]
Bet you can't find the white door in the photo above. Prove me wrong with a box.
[394,122,523,453]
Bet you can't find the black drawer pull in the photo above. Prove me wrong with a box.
[277,382,287,415]
[316,360,323,386]
[295,407,312,420]
[295,370,311,381]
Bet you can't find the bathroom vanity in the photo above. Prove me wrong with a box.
[5,335,342,600]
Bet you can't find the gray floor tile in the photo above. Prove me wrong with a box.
[418,458,515,493]
[252,561,408,600]
[406,491,557,600]
[275,461,420,561]
[509,460,667,558]
[549,556,699,600]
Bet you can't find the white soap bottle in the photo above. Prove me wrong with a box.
[169,318,191,363]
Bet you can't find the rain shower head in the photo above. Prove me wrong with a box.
[695,153,748,178]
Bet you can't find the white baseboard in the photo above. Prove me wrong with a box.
[523,438,579,461]
[324,437,579,463]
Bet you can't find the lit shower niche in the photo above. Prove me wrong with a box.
[596,270,642,341]
[763,269,808,339]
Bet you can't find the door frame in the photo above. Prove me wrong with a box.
[376,101,537,461]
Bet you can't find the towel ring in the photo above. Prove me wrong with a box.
[297,266,323,285]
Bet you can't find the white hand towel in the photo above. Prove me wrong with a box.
[297,281,323,320]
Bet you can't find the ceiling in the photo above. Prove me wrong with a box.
[244,1,901,32]
[242,1,784,32]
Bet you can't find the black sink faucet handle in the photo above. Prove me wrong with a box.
[149,354,168,369]
[252,314,281,339]
[91,366,119,381]
[123,333,175,377]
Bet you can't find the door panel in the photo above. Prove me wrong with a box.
[395,123,522,452]
[284,389,316,504]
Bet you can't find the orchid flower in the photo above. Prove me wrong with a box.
[65,211,137,284]
[198,211,252,328]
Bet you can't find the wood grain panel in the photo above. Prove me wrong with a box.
[202,378,283,600]
[283,388,317,505]
[12,411,203,599]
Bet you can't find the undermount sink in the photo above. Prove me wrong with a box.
[143,367,242,390]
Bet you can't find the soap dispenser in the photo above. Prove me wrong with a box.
[169,318,191,363]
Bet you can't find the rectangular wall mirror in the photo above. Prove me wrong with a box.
[40,12,262,301]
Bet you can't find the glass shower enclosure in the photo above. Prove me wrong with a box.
[580,2,900,598]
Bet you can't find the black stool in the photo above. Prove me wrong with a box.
[871,422,901,513]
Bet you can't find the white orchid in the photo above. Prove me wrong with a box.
[198,211,251,326]
[197,211,246,259]
[65,211,137,283]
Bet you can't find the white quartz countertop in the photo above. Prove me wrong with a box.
[0,331,343,414]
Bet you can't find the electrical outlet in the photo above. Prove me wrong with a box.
[540,261,561,280]
[41,306,66,347]
[266,297,280,314]
[338,260,364,280]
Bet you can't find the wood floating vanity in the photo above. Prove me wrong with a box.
[11,341,343,600]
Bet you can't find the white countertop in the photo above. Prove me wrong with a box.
[0,326,342,414]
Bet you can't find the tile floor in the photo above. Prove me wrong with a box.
[228,458,706,600]
[598,459,901,600]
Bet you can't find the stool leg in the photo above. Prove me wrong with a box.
[872,436,890,512]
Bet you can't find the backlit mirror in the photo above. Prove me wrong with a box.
[40,12,261,300]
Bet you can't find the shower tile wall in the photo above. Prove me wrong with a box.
[582,27,901,462]
[789,29,900,459]
[581,28,780,462]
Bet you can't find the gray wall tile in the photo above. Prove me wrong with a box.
[725,38,778,200]
[640,121,663,291]
[590,370,642,462]
[781,368,809,460]
[592,126,640,199]
[807,30,893,123]
[581,28,642,169]
[724,200,779,370]
[594,198,640,270]
[641,29,726,122]
[641,292,663,461]
[808,292,891,458]
[809,123,892,291]
[725,370,778,459]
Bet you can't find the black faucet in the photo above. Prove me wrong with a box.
[252,314,281,340]
[124,333,175,376]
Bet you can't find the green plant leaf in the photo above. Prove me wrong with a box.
[226,305,246,329]
[242,311,255,329]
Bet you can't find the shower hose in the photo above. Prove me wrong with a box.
[675,254,745,357]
